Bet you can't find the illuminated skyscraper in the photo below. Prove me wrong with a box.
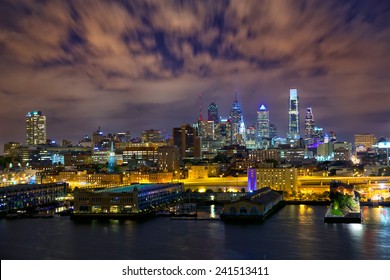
[257,104,270,148]
[173,124,201,159]
[304,107,315,145]
[288,89,300,139]
[26,111,46,145]
[207,102,219,124]
[269,123,277,140]
[92,127,104,148]
[230,92,246,143]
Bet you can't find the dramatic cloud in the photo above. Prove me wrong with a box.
[0,0,389,151]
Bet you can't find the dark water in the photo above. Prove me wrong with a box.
[1,205,389,260]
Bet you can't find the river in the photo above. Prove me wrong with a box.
[0,205,389,260]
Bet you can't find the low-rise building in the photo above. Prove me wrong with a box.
[221,187,283,221]
[0,182,67,212]
[73,183,183,213]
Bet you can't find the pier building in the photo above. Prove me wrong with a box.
[73,183,183,214]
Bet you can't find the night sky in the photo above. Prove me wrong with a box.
[0,0,389,152]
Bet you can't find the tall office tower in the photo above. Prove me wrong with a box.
[314,127,325,143]
[269,123,277,140]
[288,89,300,140]
[92,127,104,148]
[157,146,180,173]
[199,120,215,140]
[172,124,201,159]
[26,111,46,145]
[215,118,232,146]
[304,107,315,145]
[246,124,257,142]
[207,102,219,124]
[245,124,257,149]
[257,104,270,148]
[230,92,246,143]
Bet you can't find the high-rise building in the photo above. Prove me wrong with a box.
[215,119,232,146]
[172,124,201,159]
[269,123,277,140]
[304,107,315,145]
[230,92,245,144]
[157,146,180,173]
[257,104,270,148]
[198,120,215,140]
[288,89,300,140]
[92,127,104,148]
[26,111,46,145]
[3,142,21,161]
[207,102,219,124]
[141,129,163,143]
[354,133,377,153]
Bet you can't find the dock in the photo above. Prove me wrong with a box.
[324,207,362,223]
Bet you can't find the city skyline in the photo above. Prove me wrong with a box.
[0,0,389,151]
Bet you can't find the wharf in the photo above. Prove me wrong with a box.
[324,207,362,223]
[170,217,220,221]
[70,212,154,221]
[286,200,330,205]
[220,200,285,223]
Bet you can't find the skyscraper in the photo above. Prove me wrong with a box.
[257,104,270,148]
[304,107,315,145]
[207,102,219,123]
[288,89,300,140]
[172,124,201,159]
[269,123,277,140]
[230,92,245,143]
[92,127,104,148]
[26,111,46,145]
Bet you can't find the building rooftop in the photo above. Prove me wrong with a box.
[0,182,66,193]
[95,183,180,193]
[241,187,282,204]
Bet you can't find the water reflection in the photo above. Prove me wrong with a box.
[347,223,364,239]
[1,205,390,259]
[210,205,216,218]
[297,204,314,224]
[363,206,390,225]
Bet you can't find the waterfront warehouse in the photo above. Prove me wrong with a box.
[0,182,67,213]
[73,183,183,214]
[220,187,284,222]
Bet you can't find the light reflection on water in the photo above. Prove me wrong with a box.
[362,206,389,225]
[0,205,389,260]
